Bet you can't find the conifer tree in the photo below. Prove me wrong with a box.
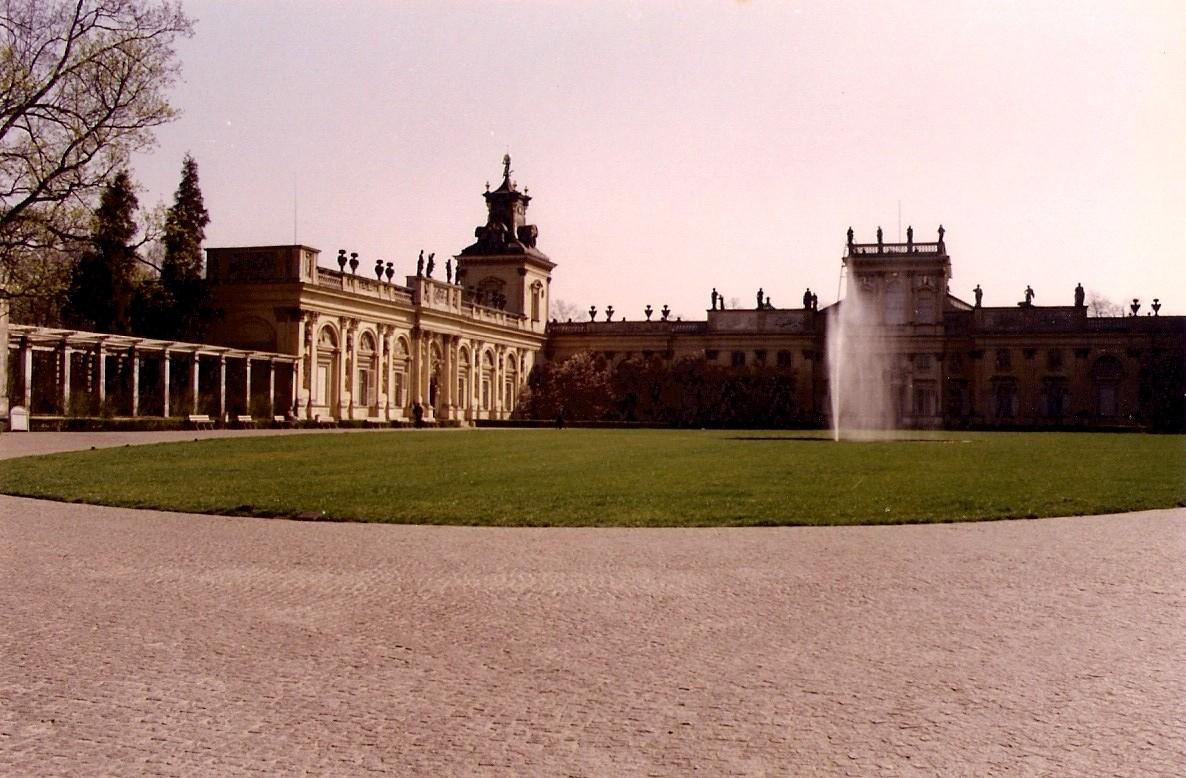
[158,153,213,339]
[64,172,141,334]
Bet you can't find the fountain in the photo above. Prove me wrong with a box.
[827,273,900,441]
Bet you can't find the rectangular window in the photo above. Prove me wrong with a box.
[777,350,792,367]
[731,351,746,367]
[316,364,329,404]
[358,369,371,406]
[912,381,936,416]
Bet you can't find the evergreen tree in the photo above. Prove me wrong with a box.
[64,172,140,334]
[158,153,213,339]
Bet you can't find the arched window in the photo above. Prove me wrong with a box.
[315,326,339,407]
[394,338,410,408]
[357,332,377,410]
[481,350,495,410]
[457,347,471,410]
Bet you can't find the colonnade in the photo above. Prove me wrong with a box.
[6,325,298,422]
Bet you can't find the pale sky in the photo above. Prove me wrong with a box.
[133,0,1186,317]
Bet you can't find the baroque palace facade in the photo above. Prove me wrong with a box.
[3,157,1183,429]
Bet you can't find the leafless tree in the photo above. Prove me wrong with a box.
[1086,291,1123,318]
[550,298,584,322]
[0,0,193,302]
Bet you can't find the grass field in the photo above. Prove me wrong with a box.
[1,429,1182,526]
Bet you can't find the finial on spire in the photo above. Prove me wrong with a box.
[502,153,512,182]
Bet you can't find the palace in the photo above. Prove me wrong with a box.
[3,157,1183,430]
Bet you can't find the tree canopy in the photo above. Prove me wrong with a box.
[0,0,193,302]
[63,170,140,333]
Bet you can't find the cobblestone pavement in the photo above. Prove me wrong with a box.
[1,433,1184,776]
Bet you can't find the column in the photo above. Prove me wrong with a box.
[289,359,298,417]
[337,320,351,419]
[59,341,72,416]
[20,337,32,410]
[162,349,171,418]
[267,358,276,417]
[190,353,200,414]
[130,348,140,417]
[218,355,227,421]
[346,322,357,418]
[493,345,504,417]
[97,343,107,409]
[381,326,393,421]
[411,328,424,406]
[304,314,318,419]
[244,355,253,417]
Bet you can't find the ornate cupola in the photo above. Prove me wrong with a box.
[455,155,555,334]
[459,154,551,262]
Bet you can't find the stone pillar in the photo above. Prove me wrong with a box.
[130,348,140,417]
[304,314,318,419]
[20,337,33,410]
[494,346,504,417]
[190,353,200,414]
[162,350,171,418]
[218,355,227,421]
[97,344,107,409]
[289,359,298,418]
[244,355,253,417]
[59,341,72,416]
[411,328,424,406]
[381,326,393,421]
[345,320,358,419]
[268,358,276,417]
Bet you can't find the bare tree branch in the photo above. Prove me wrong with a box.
[0,0,192,299]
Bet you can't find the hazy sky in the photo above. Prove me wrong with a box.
[133,0,1186,317]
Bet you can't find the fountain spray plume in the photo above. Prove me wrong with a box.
[827,264,900,441]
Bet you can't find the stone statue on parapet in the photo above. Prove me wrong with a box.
[1024,285,1035,305]
[906,225,913,246]
[756,288,764,309]
[1074,283,1085,307]
[803,288,812,310]
[417,251,424,277]
[811,292,819,312]
[876,226,883,247]
[446,259,453,284]
[711,287,719,310]
[426,253,435,278]
[973,284,983,308]
[847,226,854,247]
[937,224,946,246]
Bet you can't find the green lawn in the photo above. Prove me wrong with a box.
[1,429,1182,526]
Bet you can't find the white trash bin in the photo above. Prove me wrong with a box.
[9,405,29,432]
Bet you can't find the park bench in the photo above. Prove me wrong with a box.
[235,415,257,428]
[273,415,297,428]
[313,415,338,428]
[187,414,214,430]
